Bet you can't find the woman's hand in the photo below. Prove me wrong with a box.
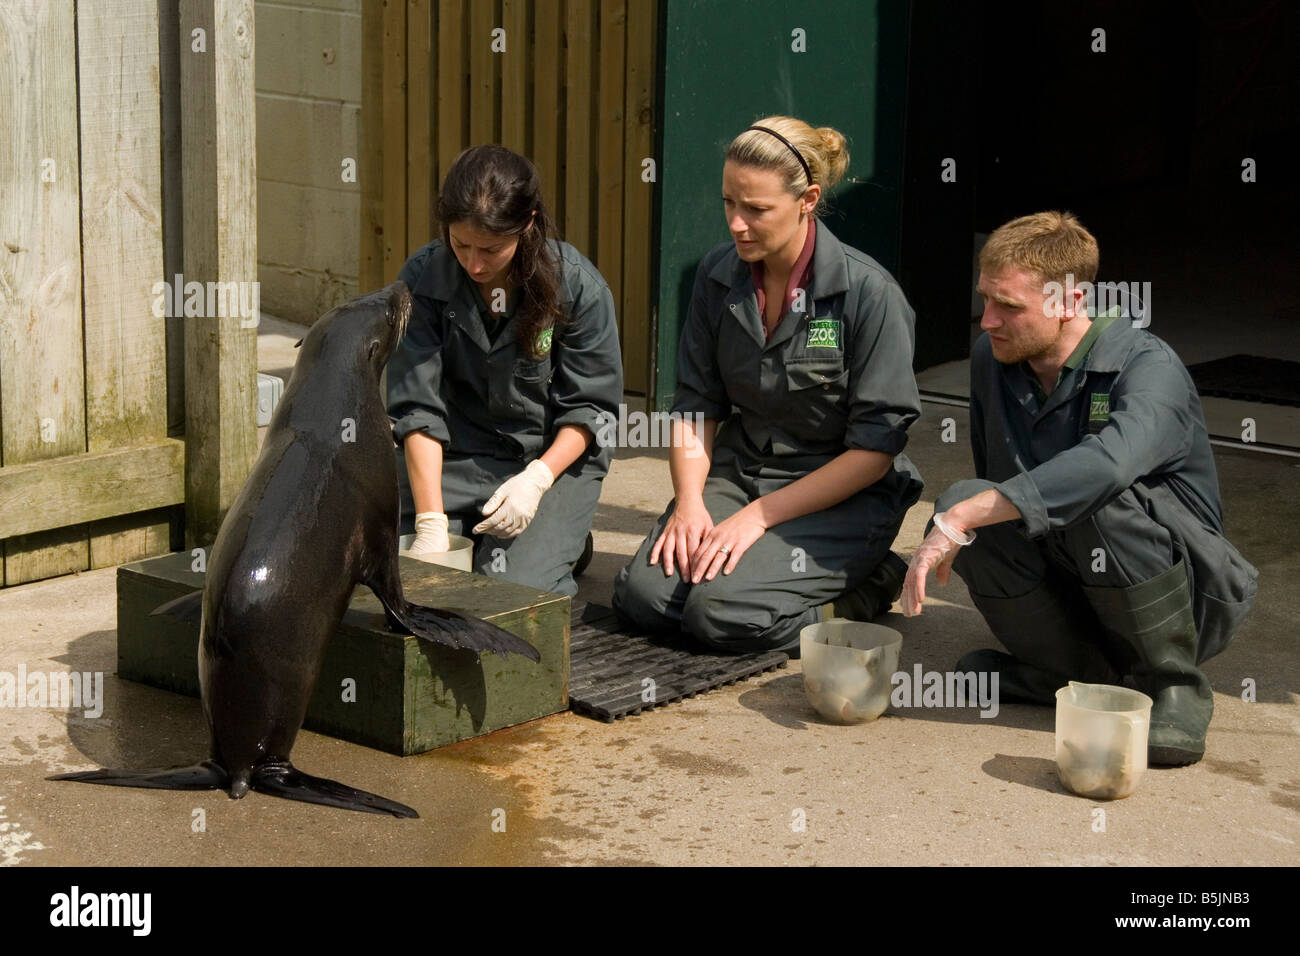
[649,496,713,580]
[689,504,768,583]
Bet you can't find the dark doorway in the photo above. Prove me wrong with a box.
[900,0,1299,376]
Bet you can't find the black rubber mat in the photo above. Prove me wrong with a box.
[1187,354,1300,406]
[568,603,788,721]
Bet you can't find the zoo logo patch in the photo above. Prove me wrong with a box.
[535,327,554,354]
[1089,393,1110,423]
[806,317,840,349]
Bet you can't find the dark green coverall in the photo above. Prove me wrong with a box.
[613,225,924,654]
[387,238,623,597]
[939,311,1258,763]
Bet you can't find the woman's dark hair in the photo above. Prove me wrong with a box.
[436,145,565,359]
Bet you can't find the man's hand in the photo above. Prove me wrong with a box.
[901,512,975,617]
[472,460,555,538]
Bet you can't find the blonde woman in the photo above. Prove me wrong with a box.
[613,116,923,654]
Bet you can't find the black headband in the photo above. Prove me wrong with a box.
[747,125,813,186]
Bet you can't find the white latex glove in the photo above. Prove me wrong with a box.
[407,511,450,555]
[901,511,976,617]
[471,460,554,538]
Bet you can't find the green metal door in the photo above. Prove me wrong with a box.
[653,0,910,409]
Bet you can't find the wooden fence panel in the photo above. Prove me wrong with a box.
[532,0,562,222]
[380,0,407,281]
[436,0,466,192]
[77,0,173,569]
[0,0,254,586]
[407,0,434,254]
[619,0,656,394]
[563,0,596,255]
[469,0,497,146]
[361,0,660,396]
[359,0,386,292]
[0,0,90,584]
[501,0,529,154]
[596,0,626,339]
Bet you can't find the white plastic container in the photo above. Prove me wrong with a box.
[1055,681,1153,800]
[397,533,474,572]
[800,620,903,724]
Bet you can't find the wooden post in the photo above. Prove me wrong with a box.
[179,0,258,548]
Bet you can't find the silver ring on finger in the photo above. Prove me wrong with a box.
[718,546,731,555]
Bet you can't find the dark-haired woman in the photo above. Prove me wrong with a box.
[387,145,623,597]
[612,116,923,654]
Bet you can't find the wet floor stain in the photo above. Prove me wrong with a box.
[1203,758,1266,785]
[648,744,750,778]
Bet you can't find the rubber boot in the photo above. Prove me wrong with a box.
[821,551,908,622]
[957,582,1117,706]
[1081,560,1212,767]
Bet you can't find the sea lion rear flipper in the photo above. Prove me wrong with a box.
[50,759,228,791]
[151,590,204,624]
[251,763,418,818]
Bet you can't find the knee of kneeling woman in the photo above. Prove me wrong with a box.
[611,567,668,631]
[681,591,800,655]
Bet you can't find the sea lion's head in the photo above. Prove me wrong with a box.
[294,281,412,379]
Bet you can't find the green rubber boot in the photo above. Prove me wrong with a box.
[1081,560,1213,767]
[821,552,908,622]
[957,582,1117,706]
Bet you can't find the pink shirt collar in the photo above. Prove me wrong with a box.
[750,219,817,339]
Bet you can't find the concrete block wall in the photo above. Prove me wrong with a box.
[256,0,361,324]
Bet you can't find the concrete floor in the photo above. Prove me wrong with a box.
[1,321,1296,866]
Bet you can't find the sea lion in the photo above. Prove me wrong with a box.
[52,281,539,818]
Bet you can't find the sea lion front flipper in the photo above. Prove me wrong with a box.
[50,759,229,791]
[399,602,542,663]
[366,558,542,662]
[251,763,418,818]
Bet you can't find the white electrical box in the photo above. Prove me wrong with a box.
[257,373,284,426]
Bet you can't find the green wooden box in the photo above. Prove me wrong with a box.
[116,552,569,755]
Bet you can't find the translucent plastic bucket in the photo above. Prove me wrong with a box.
[1055,681,1153,800]
[800,620,903,724]
[397,533,474,572]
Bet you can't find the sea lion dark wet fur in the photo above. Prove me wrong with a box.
[52,281,539,818]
